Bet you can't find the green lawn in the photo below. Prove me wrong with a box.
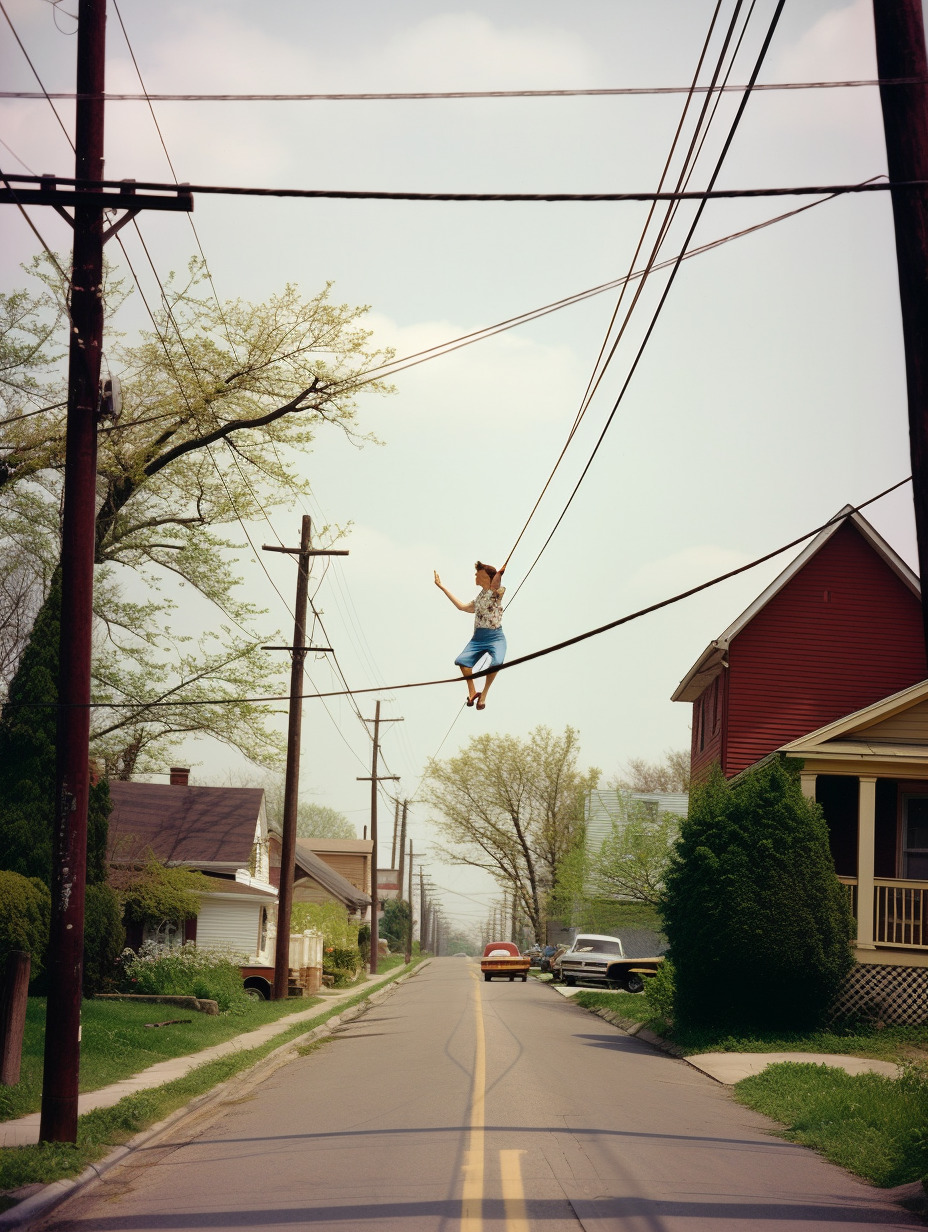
[570,989,928,1063]
[0,959,424,1192]
[735,1061,928,1188]
[1,958,418,1125]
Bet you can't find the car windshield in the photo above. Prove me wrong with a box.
[573,938,623,955]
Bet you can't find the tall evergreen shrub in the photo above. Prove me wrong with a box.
[0,871,51,978]
[660,758,854,1031]
[0,576,111,884]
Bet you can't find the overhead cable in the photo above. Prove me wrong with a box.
[8,478,909,710]
[0,77,920,101]
[3,172,919,203]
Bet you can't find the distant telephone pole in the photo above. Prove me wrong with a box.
[872,0,928,649]
[262,517,347,1000]
[397,799,408,908]
[405,838,413,964]
[357,701,401,974]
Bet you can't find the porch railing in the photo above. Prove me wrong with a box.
[837,876,928,950]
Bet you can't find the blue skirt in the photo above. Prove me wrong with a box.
[455,626,507,670]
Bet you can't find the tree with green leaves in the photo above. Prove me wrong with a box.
[587,799,680,908]
[660,759,854,1031]
[424,725,598,942]
[111,858,211,941]
[379,898,410,950]
[0,259,393,774]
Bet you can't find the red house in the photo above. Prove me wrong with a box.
[672,508,928,1017]
[672,507,926,781]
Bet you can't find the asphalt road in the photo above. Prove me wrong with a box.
[37,959,918,1231]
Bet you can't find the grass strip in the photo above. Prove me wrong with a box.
[569,991,928,1062]
[0,959,423,1193]
[734,1061,928,1188]
[0,995,318,1125]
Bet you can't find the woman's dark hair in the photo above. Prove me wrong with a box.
[475,560,497,579]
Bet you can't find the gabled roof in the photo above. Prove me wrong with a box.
[672,507,919,702]
[108,782,264,869]
[779,677,928,762]
[293,839,371,911]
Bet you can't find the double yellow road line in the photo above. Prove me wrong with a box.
[462,969,529,1232]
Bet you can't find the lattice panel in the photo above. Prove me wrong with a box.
[830,963,928,1025]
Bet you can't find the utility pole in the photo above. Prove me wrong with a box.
[357,701,401,974]
[262,517,347,1000]
[39,0,106,1146]
[397,799,408,912]
[405,838,413,964]
[872,0,928,650]
[390,798,400,871]
[5,1,187,1149]
[419,867,426,953]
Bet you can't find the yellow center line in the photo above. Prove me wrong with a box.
[500,1149,530,1232]
[461,969,486,1231]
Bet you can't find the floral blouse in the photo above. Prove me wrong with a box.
[474,587,505,630]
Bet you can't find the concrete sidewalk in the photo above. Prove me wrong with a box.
[548,980,903,1085]
[0,967,407,1148]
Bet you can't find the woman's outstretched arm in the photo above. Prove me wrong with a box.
[434,571,476,612]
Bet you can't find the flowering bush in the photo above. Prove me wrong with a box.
[323,944,362,988]
[119,941,249,1012]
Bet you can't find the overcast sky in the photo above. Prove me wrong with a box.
[1,0,918,932]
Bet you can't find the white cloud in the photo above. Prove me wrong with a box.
[626,545,750,601]
[365,311,585,429]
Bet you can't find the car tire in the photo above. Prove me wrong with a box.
[625,973,645,994]
[484,973,491,982]
[521,975,527,982]
[564,975,576,987]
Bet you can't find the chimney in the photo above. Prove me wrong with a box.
[169,767,190,786]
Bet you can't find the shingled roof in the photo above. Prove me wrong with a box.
[293,839,371,912]
[108,782,264,870]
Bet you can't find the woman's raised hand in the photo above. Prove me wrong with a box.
[433,570,442,588]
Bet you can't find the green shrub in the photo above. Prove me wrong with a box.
[380,900,410,950]
[660,760,854,1032]
[120,941,249,1012]
[0,870,50,978]
[83,883,125,994]
[323,944,362,987]
[643,958,675,1024]
[291,901,358,949]
[116,859,209,932]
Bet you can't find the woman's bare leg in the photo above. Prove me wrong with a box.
[460,665,477,701]
[476,671,498,709]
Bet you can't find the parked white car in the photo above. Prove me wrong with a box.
[556,933,662,993]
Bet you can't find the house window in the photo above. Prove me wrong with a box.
[258,907,269,954]
[903,796,928,879]
[142,919,183,947]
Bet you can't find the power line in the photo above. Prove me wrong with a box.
[4,172,920,203]
[0,77,919,102]
[86,187,858,445]
[502,0,754,574]
[506,0,787,605]
[11,478,909,710]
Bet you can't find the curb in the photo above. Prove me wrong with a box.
[0,961,428,1231]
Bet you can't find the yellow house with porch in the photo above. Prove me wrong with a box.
[781,679,928,1021]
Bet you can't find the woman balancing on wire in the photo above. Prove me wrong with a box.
[434,561,506,710]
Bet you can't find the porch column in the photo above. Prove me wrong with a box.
[856,776,877,950]
[799,771,817,801]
